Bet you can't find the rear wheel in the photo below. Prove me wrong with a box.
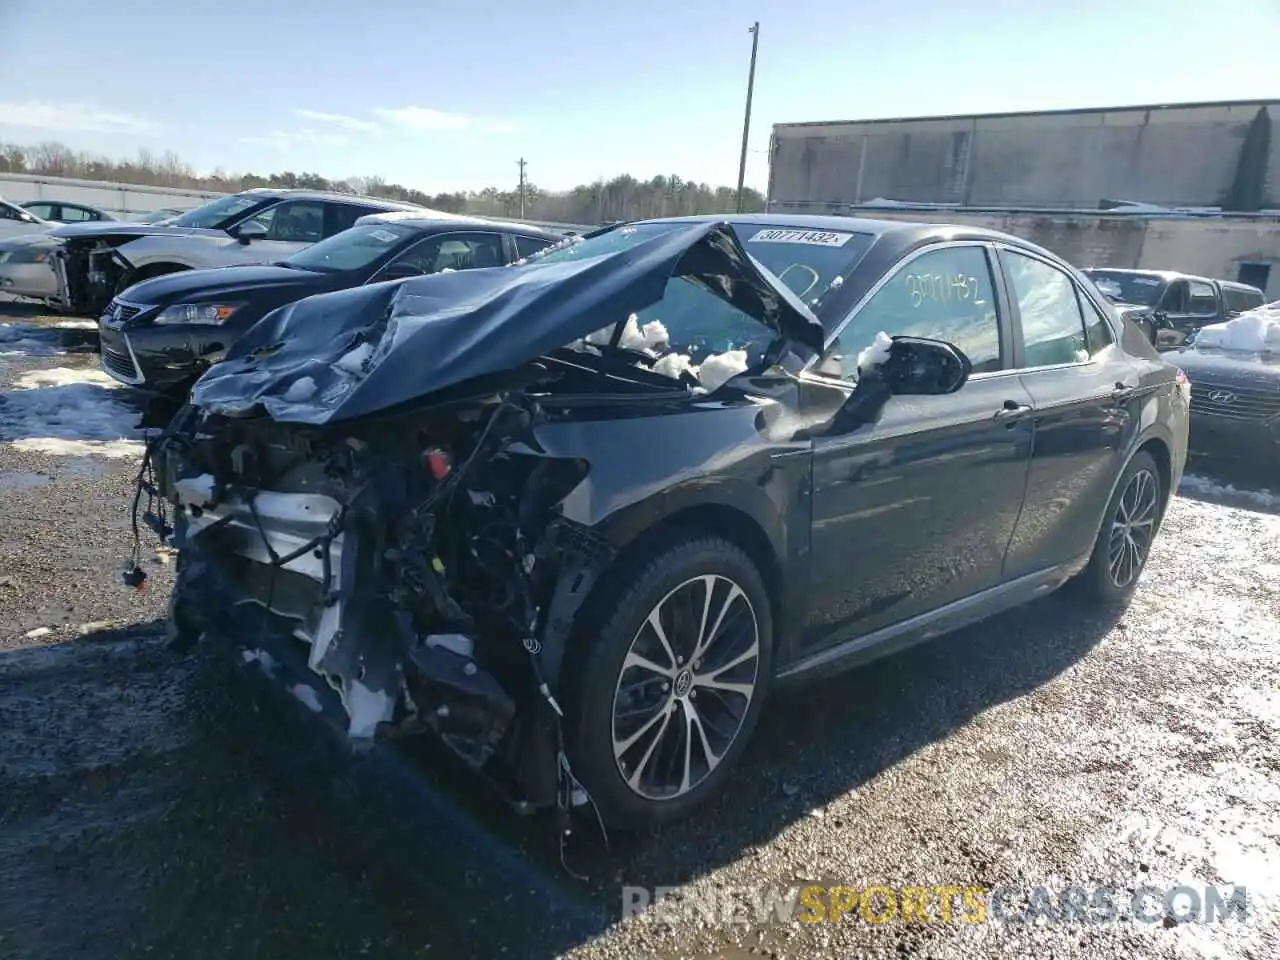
[566,535,773,829]
[1078,450,1163,603]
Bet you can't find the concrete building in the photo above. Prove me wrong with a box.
[768,100,1280,211]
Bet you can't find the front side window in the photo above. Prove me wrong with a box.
[174,193,272,229]
[283,222,419,273]
[22,203,55,220]
[1187,280,1218,316]
[821,245,1002,381]
[243,201,326,242]
[1002,250,1090,367]
[1158,280,1189,314]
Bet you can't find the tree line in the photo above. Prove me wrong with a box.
[0,140,767,224]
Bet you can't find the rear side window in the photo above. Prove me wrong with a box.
[514,234,555,259]
[1078,294,1116,356]
[1222,285,1263,316]
[1001,250,1090,367]
[1187,280,1218,317]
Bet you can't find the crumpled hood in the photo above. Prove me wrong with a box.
[189,221,826,426]
[50,222,228,241]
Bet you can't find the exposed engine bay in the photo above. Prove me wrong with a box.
[140,379,631,814]
[55,238,133,316]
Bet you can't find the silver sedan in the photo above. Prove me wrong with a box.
[0,235,61,305]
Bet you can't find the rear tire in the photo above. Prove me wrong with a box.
[1077,450,1164,604]
[566,534,773,830]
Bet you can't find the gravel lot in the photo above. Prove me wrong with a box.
[1,300,1278,960]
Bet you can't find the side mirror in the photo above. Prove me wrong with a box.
[381,261,423,281]
[876,336,972,396]
[234,221,268,245]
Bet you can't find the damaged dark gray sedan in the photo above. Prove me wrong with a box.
[135,215,1189,830]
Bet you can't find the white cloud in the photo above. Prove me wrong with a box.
[239,128,349,150]
[294,109,380,133]
[372,106,521,135]
[0,100,158,135]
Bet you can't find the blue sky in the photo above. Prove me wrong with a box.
[1,0,1277,195]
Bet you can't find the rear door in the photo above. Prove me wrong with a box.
[997,246,1143,580]
[803,241,1036,651]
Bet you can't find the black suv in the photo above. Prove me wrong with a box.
[1084,268,1265,347]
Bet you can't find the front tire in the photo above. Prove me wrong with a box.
[1078,450,1163,603]
[567,535,773,830]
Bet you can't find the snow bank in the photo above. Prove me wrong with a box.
[0,366,143,458]
[1194,304,1280,352]
[1180,474,1280,512]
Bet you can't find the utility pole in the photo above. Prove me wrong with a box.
[517,157,527,219]
[735,22,760,213]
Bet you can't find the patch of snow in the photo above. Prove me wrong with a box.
[1193,305,1280,352]
[0,366,143,458]
[0,323,62,358]
[23,626,51,639]
[334,342,373,375]
[585,326,613,346]
[652,352,697,381]
[53,319,97,330]
[240,647,278,677]
[346,680,393,738]
[696,349,749,392]
[283,376,317,401]
[855,331,894,374]
[1179,473,1280,511]
[289,684,324,713]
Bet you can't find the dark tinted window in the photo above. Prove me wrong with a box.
[1222,285,1264,316]
[1187,280,1218,317]
[1086,270,1166,307]
[386,232,505,276]
[1002,250,1090,367]
[823,245,1001,380]
[1159,281,1189,313]
[243,200,326,242]
[325,203,372,237]
[514,234,555,258]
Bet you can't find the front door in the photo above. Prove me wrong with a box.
[804,242,1035,651]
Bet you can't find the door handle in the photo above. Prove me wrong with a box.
[1110,381,1137,401]
[993,400,1032,422]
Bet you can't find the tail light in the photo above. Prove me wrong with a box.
[423,446,452,480]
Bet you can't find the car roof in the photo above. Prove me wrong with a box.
[356,210,563,236]
[236,187,425,212]
[641,211,1063,245]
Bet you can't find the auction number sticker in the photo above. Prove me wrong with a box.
[748,228,854,246]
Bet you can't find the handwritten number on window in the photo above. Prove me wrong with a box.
[904,272,986,308]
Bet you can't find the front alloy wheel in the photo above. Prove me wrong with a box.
[567,535,773,829]
[611,574,760,801]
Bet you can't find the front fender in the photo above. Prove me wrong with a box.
[114,235,226,271]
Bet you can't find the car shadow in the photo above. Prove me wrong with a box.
[0,311,98,356]
[559,588,1122,910]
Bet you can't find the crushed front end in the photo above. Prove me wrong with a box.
[141,394,610,813]
[55,237,132,316]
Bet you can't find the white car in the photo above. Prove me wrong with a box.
[0,235,61,304]
[0,197,56,241]
[49,188,432,316]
